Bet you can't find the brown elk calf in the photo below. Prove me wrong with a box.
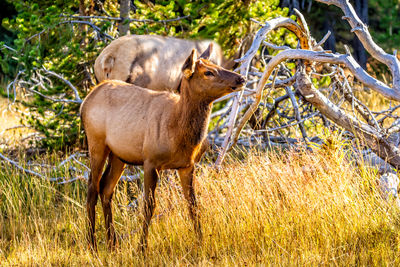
[80,44,245,251]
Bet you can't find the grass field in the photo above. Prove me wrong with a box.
[1,88,400,266]
[1,142,400,265]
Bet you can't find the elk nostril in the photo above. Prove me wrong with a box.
[236,76,246,85]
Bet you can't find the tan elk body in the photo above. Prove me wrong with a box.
[94,35,229,91]
[81,45,245,251]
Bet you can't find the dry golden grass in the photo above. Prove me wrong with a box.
[0,97,35,147]
[1,86,400,265]
[1,142,400,265]
[353,87,400,128]
[0,97,21,133]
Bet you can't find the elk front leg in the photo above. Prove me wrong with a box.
[140,161,158,251]
[178,166,202,242]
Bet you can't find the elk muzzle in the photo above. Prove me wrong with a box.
[231,75,246,91]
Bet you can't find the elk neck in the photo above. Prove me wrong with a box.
[174,77,213,148]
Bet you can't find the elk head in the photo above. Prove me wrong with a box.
[181,44,246,100]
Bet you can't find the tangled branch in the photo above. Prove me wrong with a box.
[212,1,400,172]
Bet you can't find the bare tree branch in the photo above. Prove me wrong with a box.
[0,152,44,177]
[315,31,332,48]
[232,49,400,146]
[42,68,82,102]
[60,14,190,24]
[296,71,400,169]
[211,3,400,174]
[215,16,309,167]
[315,0,400,93]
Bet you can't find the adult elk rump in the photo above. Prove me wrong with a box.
[94,35,230,92]
[81,44,245,251]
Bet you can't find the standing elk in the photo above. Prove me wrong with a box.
[81,44,245,251]
[94,35,237,92]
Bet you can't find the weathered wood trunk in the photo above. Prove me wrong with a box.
[118,0,130,36]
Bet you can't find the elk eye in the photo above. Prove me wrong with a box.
[204,71,214,77]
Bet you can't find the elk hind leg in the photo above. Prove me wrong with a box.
[99,152,125,250]
[87,143,109,251]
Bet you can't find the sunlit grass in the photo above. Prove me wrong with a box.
[0,97,21,133]
[346,84,399,128]
[1,83,400,265]
[1,141,400,265]
[0,97,36,147]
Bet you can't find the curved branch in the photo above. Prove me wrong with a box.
[315,0,400,91]
[235,17,309,75]
[296,71,400,169]
[215,17,308,167]
[231,49,400,147]
[59,20,113,40]
[60,14,190,24]
[42,68,82,102]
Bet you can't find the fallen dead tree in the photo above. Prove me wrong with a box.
[211,0,400,175]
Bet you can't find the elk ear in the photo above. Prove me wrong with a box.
[199,43,213,60]
[182,49,197,79]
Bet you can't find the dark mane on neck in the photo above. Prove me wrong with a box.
[176,78,212,147]
[175,76,183,93]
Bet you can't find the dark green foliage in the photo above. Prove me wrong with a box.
[369,0,400,53]
[0,0,113,150]
[0,1,17,80]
